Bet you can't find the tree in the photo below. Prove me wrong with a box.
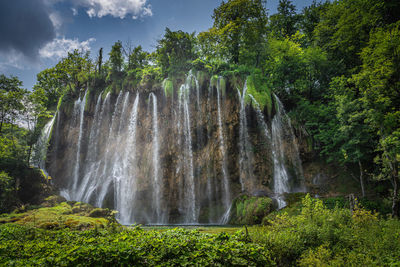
[109,41,123,74]
[0,75,26,134]
[355,22,400,216]
[269,0,300,38]
[156,28,196,77]
[298,0,329,46]
[313,0,385,74]
[127,45,148,71]
[34,68,63,109]
[97,47,103,74]
[330,77,376,197]
[200,0,267,66]
[24,88,51,165]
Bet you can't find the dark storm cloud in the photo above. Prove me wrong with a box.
[0,0,56,59]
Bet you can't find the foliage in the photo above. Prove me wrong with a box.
[155,28,197,77]
[1,196,400,266]
[0,224,274,266]
[245,72,272,116]
[0,200,113,230]
[0,171,16,213]
[269,0,300,39]
[230,195,273,224]
[200,0,267,66]
[251,194,400,266]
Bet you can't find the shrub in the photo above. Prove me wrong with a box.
[230,195,273,225]
[0,171,16,213]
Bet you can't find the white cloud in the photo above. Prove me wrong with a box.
[0,50,26,70]
[39,37,96,59]
[49,12,63,31]
[75,0,152,19]
[72,7,78,16]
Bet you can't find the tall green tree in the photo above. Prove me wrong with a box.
[200,0,267,66]
[313,0,385,74]
[156,28,196,77]
[0,75,26,135]
[355,22,400,216]
[269,0,300,38]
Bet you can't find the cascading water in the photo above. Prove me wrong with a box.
[237,82,255,193]
[271,94,304,208]
[71,90,88,196]
[46,71,304,225]
[150,93,163,222]
[115,93,140,224]
[216,78,231,224]
[32,114,56,172]
[177,73,197,223]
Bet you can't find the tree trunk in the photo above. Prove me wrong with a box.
[392,176,399,217]
[392,162,399,217]
[358,160,365,198]
[27,144,33,166]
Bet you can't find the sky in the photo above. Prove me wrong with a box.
[0,0,314,90]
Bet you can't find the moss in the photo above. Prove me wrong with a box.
[196,70,208,88]
[0,201,112,230]
[230,195,273,225]
[88,208,112,218]
[84,88,92,112]
[210,75,219,89]
[163,78,174,97]
[284,192,308,207]
[245,75,272,117]
[56,94,64,112]
[41,195,67,207]
[219,76,226,96]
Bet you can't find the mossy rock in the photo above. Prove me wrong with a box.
[210,75,219,89]
[245,74,272,117]
[284,192,307,207]
[229,195,273,225]
[41,195,67,207]
[88,208,111,218]
[72,202,94,215]
[163,78,174,97]
[38,221,60,230]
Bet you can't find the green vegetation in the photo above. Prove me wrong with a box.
[0,199,113,230]
[230,195,273,225]
[251,194,400,266]
[0,224,273,266]
[1,195,399,266]
[0,0,399,264]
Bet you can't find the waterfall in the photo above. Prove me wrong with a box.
[150,93,163,222]
[216,78,231,224]
[50,71,304,225]
[237,82,255,193]
[248,94,270,140]
[271,94,304,208]
[115,93,140,224]
[32,114,56,172]
[71,90,88,196]
[80,92,111,203]
[75,94,102,201]
[178,74,197,223]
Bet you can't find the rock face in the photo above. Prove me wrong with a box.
[45,72,304,224]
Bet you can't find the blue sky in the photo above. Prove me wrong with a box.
[0,0,314,90]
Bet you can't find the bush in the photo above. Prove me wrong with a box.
[230,195,273,225]
[0,171,16,213]
[0,224,275,266]
[250,194,400,266]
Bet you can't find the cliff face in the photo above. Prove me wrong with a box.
[46,72,304,224]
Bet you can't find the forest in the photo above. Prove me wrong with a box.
[1,0,400,265]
